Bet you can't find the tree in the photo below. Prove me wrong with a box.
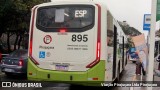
[118,21,142,49]
[118,21,141,36]
[0,0,49,53]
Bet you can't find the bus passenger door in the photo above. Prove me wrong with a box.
[112,26,117,80]
[122,36,125,69]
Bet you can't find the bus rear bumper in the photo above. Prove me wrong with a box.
[27,59,105,86]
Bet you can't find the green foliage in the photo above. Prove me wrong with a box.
[0,0,47,33]
[127,37,133,48]
[0,0,49,52]
[118,21,141,36]
[118,21,142,48]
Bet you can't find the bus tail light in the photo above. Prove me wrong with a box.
[86,42,101,68]
[29,6,39,65]
[97,42,100,58]
[86,4,101,68]
[59,29,67,33]
[58,29,67,35]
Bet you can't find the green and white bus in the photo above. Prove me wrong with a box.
[27,0,128,85]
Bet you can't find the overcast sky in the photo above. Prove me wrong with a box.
[99,0,152,37]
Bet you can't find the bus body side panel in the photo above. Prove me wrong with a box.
[28,58,105,85]
[101,8,108,81]
[99,3,107,62]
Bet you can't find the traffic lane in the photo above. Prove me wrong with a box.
[0,87,111,90]
[0,73,70,86]
[0,70,4,81]
[0,72,3,78]
[0,73,64,89]
[0,84,112,90]
[1,86,113,90]
[0,65,2,76]
[0,87,70,90]
[1,67,70,90]
[0,72,114,88]
[0,62,136,90]
[0,73,122,90]
[0,73,71,90]
[0,69,114,90]
[0,73,27,81]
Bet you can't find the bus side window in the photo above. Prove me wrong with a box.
[107,11,114,47]
[107,30,113,47]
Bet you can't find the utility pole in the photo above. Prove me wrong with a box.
[147,0,157,90]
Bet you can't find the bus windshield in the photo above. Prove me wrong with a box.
[36,5,94,31]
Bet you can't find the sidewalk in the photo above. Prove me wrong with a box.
[131,75,160,90]
[114,60,160,90]
[113,61,136,90]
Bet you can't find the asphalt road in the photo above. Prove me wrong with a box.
[0,61,133,90]
[1,60,159,90]
[0,71,112,90]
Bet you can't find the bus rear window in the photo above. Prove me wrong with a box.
[36,5,94,32]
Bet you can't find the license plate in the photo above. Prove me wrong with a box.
[55,65,68,71]
[4,68,13,72]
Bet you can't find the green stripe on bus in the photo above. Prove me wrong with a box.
[27,59,105,86]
